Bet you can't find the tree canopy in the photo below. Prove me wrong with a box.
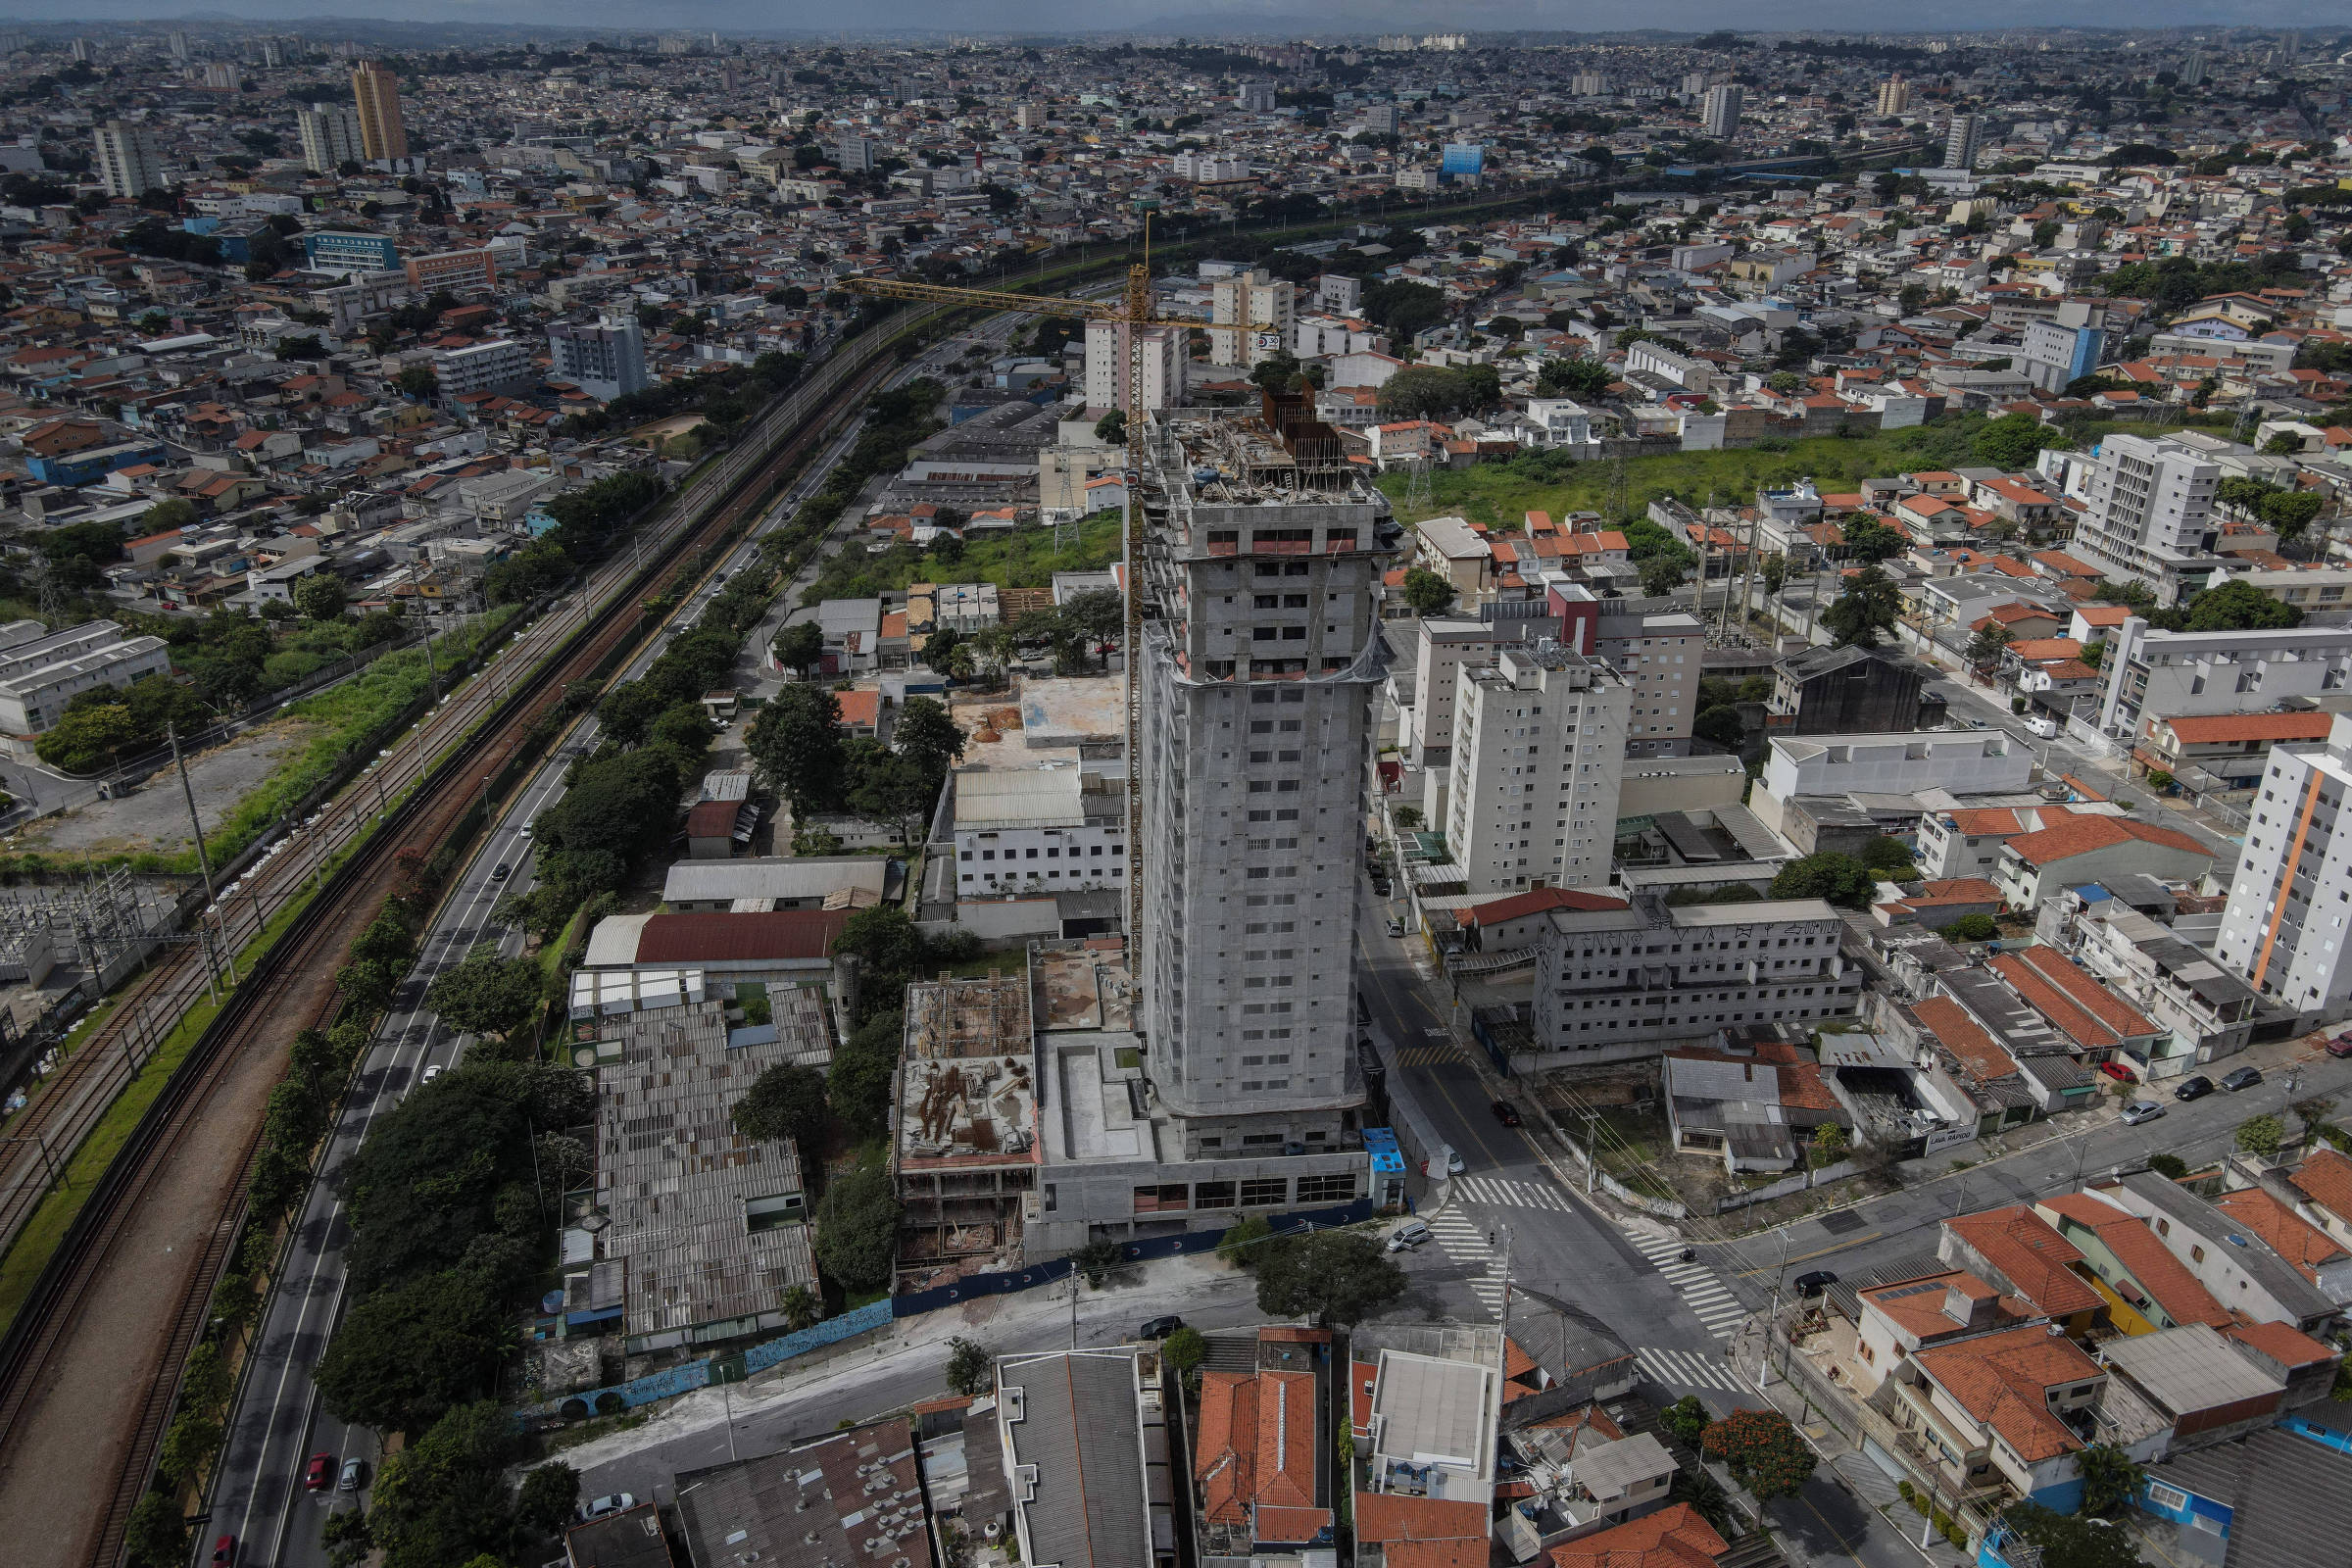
[1252,1232,1408,1326]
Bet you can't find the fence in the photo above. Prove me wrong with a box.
[523,1298,898,1420]
[1713,1158,1859,1214]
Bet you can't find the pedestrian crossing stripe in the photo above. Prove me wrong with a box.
[1396,1045,1462,1066]
[1636,1346,1749,1395]
[1450,1175,1570,1211]
[1622,1224,1747,1341]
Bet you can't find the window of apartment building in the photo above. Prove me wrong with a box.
[1239,1178,1290,1206]
[1297,1173,1358,1204]
[1194,1180,1237,1207]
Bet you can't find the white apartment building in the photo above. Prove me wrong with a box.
[1292,315,1387,359]
[1752,731,2033,843]
[433,339,535,398]
[951,767,1126,894]
[2070,434,2221,600]
[1525,893,1857,1065]
[2214,713,2352,1022]
[1623,339,1714,394]
[294,103,363,173]
[1209,268,1297,369]
[2094,618,2352,740]
[92,120,163,198]
[547,314,648,402]
[1407,617,1502,772]
[1587,609,1704,756]
[1446,643,1631,895]
[1084,321,1184,413]
[1520,397,1598,453]
[1700,84,1744,139]
[0,620,173,756]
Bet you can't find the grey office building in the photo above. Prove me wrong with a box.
[1135,400,1394,1155]
[548,314,649,402]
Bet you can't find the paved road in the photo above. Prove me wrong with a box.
[209,325,990,1568]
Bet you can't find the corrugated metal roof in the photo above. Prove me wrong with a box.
[955,767,1086,831]
[663,857,892,905]
[633,909,851,963]
[999,1349,1153,1568]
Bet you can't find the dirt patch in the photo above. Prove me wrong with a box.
[11,718,319,858]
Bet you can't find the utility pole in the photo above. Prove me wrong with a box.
[168,721,224,1001]
[1583,1109,1600,1196]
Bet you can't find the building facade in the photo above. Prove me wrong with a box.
[1700,84,1744,140]
[405,247,498,293]
[1137,405,1389,1150]
[548,314,650,401]
[349,60,408,162]
[1209,268,1297,368]
[2070,434,2221,595]
[294,103,361,173]
[1446,643,1631,895]
[92,120,162,198]
[2214,714,2352,1023]
[433,338,535,397]
[2094,619,2352,740]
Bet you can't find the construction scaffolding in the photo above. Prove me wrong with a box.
[892,970,1040,1291]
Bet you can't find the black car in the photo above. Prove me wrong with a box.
[1792,1270,1838,1297]
[1140,1315,1184,1340]
[2222,1065,2265,1093]
[1490,1100,1522,1127]
[490,862,512,882]
[2174,1075,2215,1102]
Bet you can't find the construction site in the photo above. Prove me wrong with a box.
[890,968,1039,1293]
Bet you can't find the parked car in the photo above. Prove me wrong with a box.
[1387,918,1406,938]
[578,1494,636,1523]
[305,1453,335,1492]
[2023,714,2061,739]
[339,1458,368,1493]
[1444,1148,1466,1175]
[1792,1270,1838,1297]
[212,1538,236,1568]
[1386,1219,1431,1252]
[2121,1100,2168,1126]
[1139,1315,1184,1340]
[2098,1060,2136,1083]
[2330,1033,2352,1059]
[2174,1075,2215,1102]
[1490,1100,1522,1127]
[2222,1066,2265,1092]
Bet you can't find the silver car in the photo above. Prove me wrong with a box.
[2120,1100,2167,1126]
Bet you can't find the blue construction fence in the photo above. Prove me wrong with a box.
[886,1199,1377,1317]
[523,1200,1374,1421]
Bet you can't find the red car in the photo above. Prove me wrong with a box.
[2329,1033,2352,1059]
[2098,1060,2135,1083]
[306,1451,335,1491]
[212,1537,236,1568]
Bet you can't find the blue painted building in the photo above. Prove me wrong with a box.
[301,230,399,272]
[27,439,168,488]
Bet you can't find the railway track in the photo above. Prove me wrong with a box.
[0,318,911,1568]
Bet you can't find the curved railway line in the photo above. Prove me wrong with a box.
[0,316,914,1568]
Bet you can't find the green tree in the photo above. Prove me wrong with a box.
[772,620,826,677]
[1841,515,1909,563]
[848,746,936,846]
[782,1283,822,1330]
[812,1162,901,1292]
[1770,852,1878,909]
[314,1268,514,1436]
[1640,555,1689,596]
[1378,365,1471,418]
[1946,913,1999,942]
[892,696,966,790]
[946,1337,994,1396]
[2147,1152,2188,1179]
[2180,579,2300,632]
[733,1062,828,1148]
[1217,1213,1274,1267]
[1162,1325,1207,1377]
[1997,1502,2144,1568]
[749,681,848,814]
[123,1494,191,1568]
[829,1006,905,1131]
[597,680,670,747]
[141,497,199,534]
[1661,1394,1710,1446]
[1973,412,2066,468]
[2235,1114,2284,1158]
[1252,1232,1408,1326]
[514,1462,581,1539]
[1071,1239,1128,1288]
[424,953,545,1041]
[396,365,440,399]
[365,1401,523,1568]
[1692,706,1745,750]
[1700,1408,1816,1499]
[1093,408,1128,445]
[2076,1443,2145,1516]
[1399,566,1458,615]
[1821,565,1901,649]
[1536,357,1614,400]
[1857,835,1917,877]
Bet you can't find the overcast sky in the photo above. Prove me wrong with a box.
[10,2,2349,32]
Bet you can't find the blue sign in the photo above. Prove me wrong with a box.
[1440,142,1485,175]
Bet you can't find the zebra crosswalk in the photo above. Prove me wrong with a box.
[1422,1208,1507,1319]
[1394,1043,1463,1066]
[1636,1345,1750,1395]
[1624,1228,1751,1341]
[1450,1173,1571,1211]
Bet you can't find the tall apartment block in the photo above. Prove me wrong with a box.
[2071,433,2220,599]
[1700,84,1743,140]
[349,60,408,162]
[1137,400,1391,1155]
[1943,113,1984,171]
[548,314,650,402]
[1877,74,1912,115]
[92,121,162,198]
[1446,643,1630,895]
[294,102,363,174]
[1209,268,1296,369]
[2214,713,2352,1022]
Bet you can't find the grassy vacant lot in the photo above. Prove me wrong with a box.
[804,511,1122,605]
[1376,412,2241,533]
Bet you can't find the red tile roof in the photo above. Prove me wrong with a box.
[1549,1504,1727,1568]
[2289,1148,2352,1222]
[1196,1368,1319,1526]
[632,909,850,962]
[1463,886,1630,926]
[1988,949,2158,1049]
[2038,1195,2233,1328]
[1912,1323,2103,1462]
[2002,811,2211,869]
[1913,996,2022,1085]
[2214,1187,2348,1279]
[2225,1319,2339,1370]
[1945,1205,2102,1317]
[1351,1494,1488,1546]
[2157,711,2336,745]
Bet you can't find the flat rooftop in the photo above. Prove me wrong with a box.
[898,972,1039,1171]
